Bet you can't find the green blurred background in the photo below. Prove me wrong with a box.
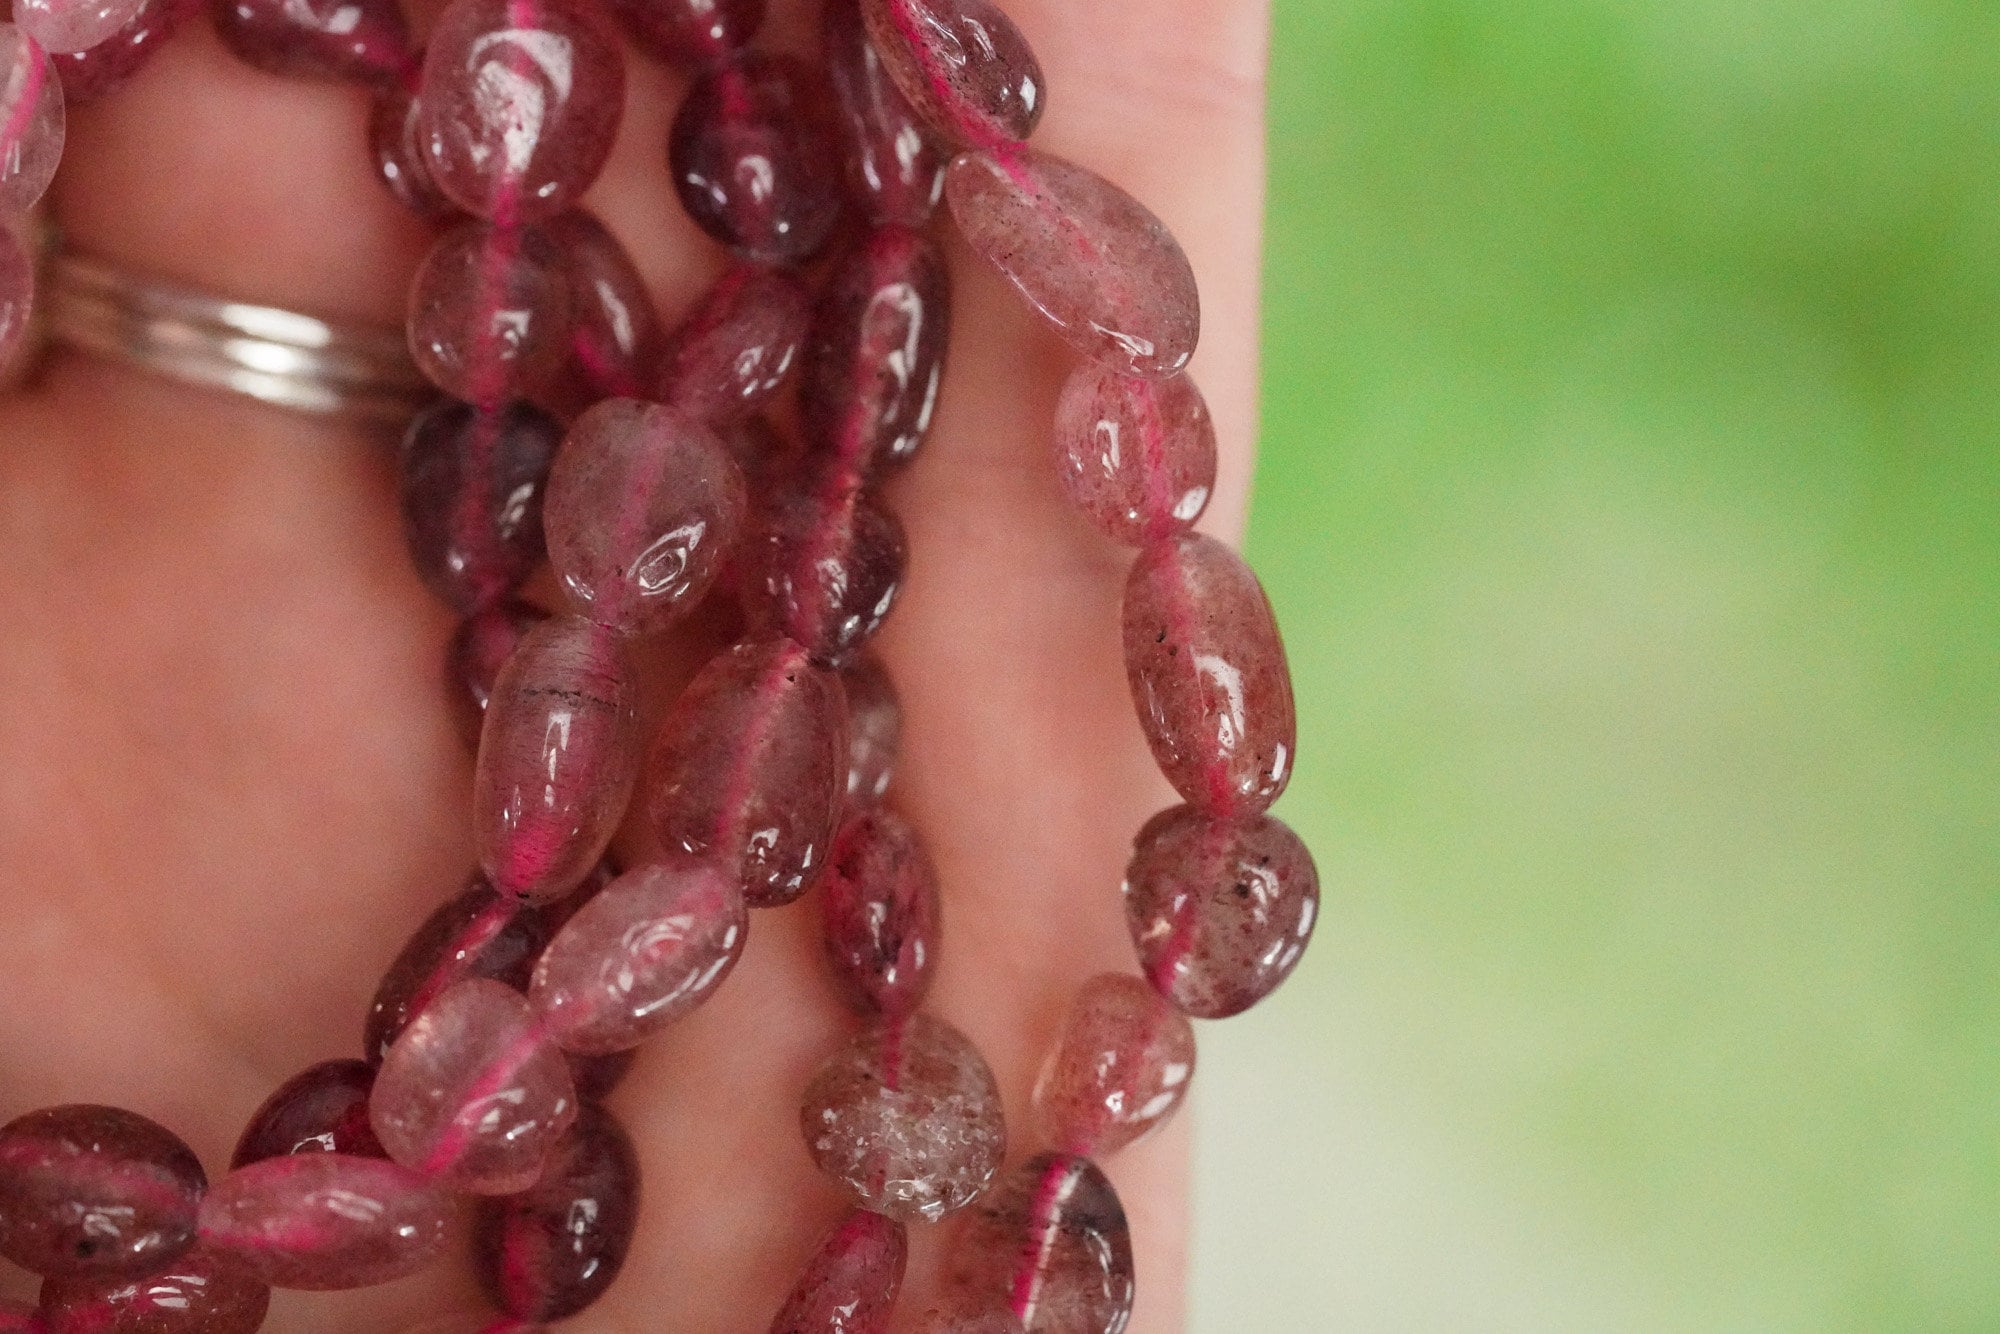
[1192,0,2000,1328]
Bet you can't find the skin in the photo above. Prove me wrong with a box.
[0,0,1268,1328]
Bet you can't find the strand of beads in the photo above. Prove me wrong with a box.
[0,23,62,370]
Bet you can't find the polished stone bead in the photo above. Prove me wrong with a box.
[365,879,550,1062]
[669,53,841,265]
[656,265,811,426]
[371,978,578,1194]
[398,397,561,614]
[646,638,847,908]
[945,1153,1133,1334]
[608,0,760,66]
[0,1106,204,1279]
[447,600,550,748]
[544,212,663,405]
[197,1154,450,1290]
[47,0,179,102]
[544,398,748,636]
[820,807,939,1020]
[230,1060,384,1169]
[529,860,747,1053]
[214,0,410,85]
[1052,368,1215,546]
[14,0,145,55]
[946,147,1198,379]
[1122,534,1295,815]
[744,479,907,666]
[475,615,642,902]
[768,1208,906,1334]
[822,0,942,225]
[801,226,950,474]
[419,0,624,222]
[861,0,1042,148]
[371,86,459,219]
[0,26,63,213]
[0,226,35,370]
[40,1247,271,1333]
[799,1014,1004,1224]
[1032,974,1193,1158]
[566,1047,635,1102]
[839,655,900,803]
[473,1104,638,1321]
[1124,805,1318,1019]
[409,222,573,406]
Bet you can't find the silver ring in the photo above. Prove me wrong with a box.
[41,250,435,424]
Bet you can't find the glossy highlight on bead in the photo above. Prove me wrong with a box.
[768,1208,907,1334]
[231,1059,385,1168]
[399,397,562,615]
[861,0,1043,149]
[365,878,550,1062]
[0,1105,205,1280]
[0,25,65,215]
[474,1104,639,1321]
[197,1154,450,1291]
[669,52,842,265]
[822,0,943,225]
[820,806,940,1019]
[945,1153,1133,1334]
[1032,974,1193,1157]
[1053,367,1216,546]
[40,1246,272,1333]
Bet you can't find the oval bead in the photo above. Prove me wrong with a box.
[197,1154,449,1291]
[768,1208,907,1334]
[669,53,841,265]
[820,807,940,1019]
[656,265,811,426]
[0,27,63,214]
[473,1104,639,1321]
[1032,974,1194,1158]
[544,398,748,636]
[840,655,901,803]
[1052,368,1215,546]
[544,212,663,405]
[214,0,410,85]
[529,860,747,1054]
[14,0,145,55]
[944,1153,1133,1334]
[370,86,457,219]
[1124,805,1318,1019]
[645,638,847,908]
[446,599,550,748]
[860,0,1043,148]
[946,147,1198,379]
[1122,534,1295,815]
[47,0,178,103]
[0,226,36,371]
[230,1060,384,1169]
[365,878,550,1062]
[799,1013,1005,1224]
[419,0,624,222]
[801,226,950,473]
[744,480,907,666]
[822,0,943,225]
[475,615,643,902]
[607,0,759,66]
[40,1247,271,1334]
[409,222,573,405]
[0,1106,204,1280]
[398,397,562,615]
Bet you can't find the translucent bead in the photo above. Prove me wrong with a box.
[214,0,410,85]
[820,807,939,1020]
[1122,534,1295,815]
[645,639,847,908]
[0,27,63,213]
[529,860,747,1054]
[370,86,458,219]
[365,878,550,1062]
[409,222,573,406]
[669,53,841,265]
[419,0,624,222]
[544,212,662,404]
[800,226,950,474]
[197,1154,449,1290]
[230,1060,384,1169]
[0,1106,204,1279]
[946,148,1198,379]
[822,0,942,226]
[840,655,900,803]
[473,1105,638,1321]
[860,0,1043,148]
[370,978,578,1194]
[607,0,760,67]
[0,226,36,371]
[799,1014,1005,1224]
[46,0,177,103]
[655,265,811,426]
[914,1311,1024,1334]
[475,615,642,902]
[1124,805,1318,1019]
[944,1154,1133,1334]
[14,0,145,56]
[398,397,561,614]
[768,1208,906,1334]
[544,398,747,636]
[1052,368,1215,547]
[447,600,549,748]
[40,1248,271,1334]
[744,479,907,666]
[719,413,803,497]
[1032,974,1193,1158]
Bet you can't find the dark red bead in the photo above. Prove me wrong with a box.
[861,0,1044,148]
[565,1047,636,1103]
[230,1060,385,1169]
[944,1154,1133,1334]
[48,0,185,102]
[669,53,842,265]
[768,1208,907,1334]
[820,806,939,1019]
[409,222,573,406]
[446,599,550,748]
[40,1247,271,1333]
[474,1104,639,1321]
[656,264,811,426]
[744,476,907,666]
[214,0,411,85]
[821,0,944,226]
[607,0,761,67]
[544,212,663,406]
[398,397,562,615]
[365,877,551,1063]
[370,86,459,221]
[0,1106,205,1279]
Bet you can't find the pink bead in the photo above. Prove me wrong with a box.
[822,0,942,225]
[946,147,1199,379]
[799,1013,1005,1223]
[47,0,180,102]
[944,1153,1133,1334]
[607,0,760,66]
[0,1106,204,1279]
[0,226,35,371]
[669,53,841,265]
[409,222,573,406]
[446,600,550,748]
[365,878,550,1062]
[476,615,643,902]
[840,655,901,803]
[0,1301,35,1332]
[544,398,748,636]
[197,1154,450,1290]
[1124,805,1318,1019]
[473,1105,638,1321]
[1032,974,1193,1158]
[529,860,747,1054]
[370,86,458,219]
[1052,368,1215,546]
[820,807,940,1019]
[720,413,808,498]
[767,1208,906,1334]
[370,978,578,1195]
[544,212,663,405]
[1122,534,1295,815]
[230,1060,385,1169]
[744,479,907,666]
[399,399,561,615]
[419,0,624,223]
[860,0,1043,148]
[40,1248,271,1333]
[914,1311,1024,1334]
[646,638,847,908]
[214,0,410,85]
[801,226,950,473]
[0,26,63,213]
[656,265,811,426]
[14,0,145,55]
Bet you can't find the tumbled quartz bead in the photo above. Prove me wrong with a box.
[841,655,900,802]
[1122,533,1295,815]
[656,265,811,426]
[410,222,572,406]
[214,0,410,85]
[0,226,35,371]
[544,398,748,637]
[0,1106,204,1279]
[860,0,1042,148]
[947,148,1199,379]
[529,860,747,1054]
[0,26,63,214]
[41,1247,271,1334]
[231,1059,385,1168]
[399,398,561,615]
[768,1208,906,1334]
[365,878,550,1062]
[1053,367,1215,546]
[608,0,760,66]
[801,226,950,473]
[197,1154,449,1290]
[419,0,624,222]
[371,978,577,1194]
[820,807,939,1019]
[475,615,642,902]
[669,53,841,266]
[473,1104,638,1321]
[447,600,549,747]
[744,479,907,666]
[1033,974,1193,1158]
[1124,805,1318,1019]
[47,0,177,102]
[799,1013,1005,1224]
[646,638,847,908]
[545,212,663,405]
[371,86,457,219]
[944,1153,1133,1334]
[822,0,942,225]
[14,0,145,55]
